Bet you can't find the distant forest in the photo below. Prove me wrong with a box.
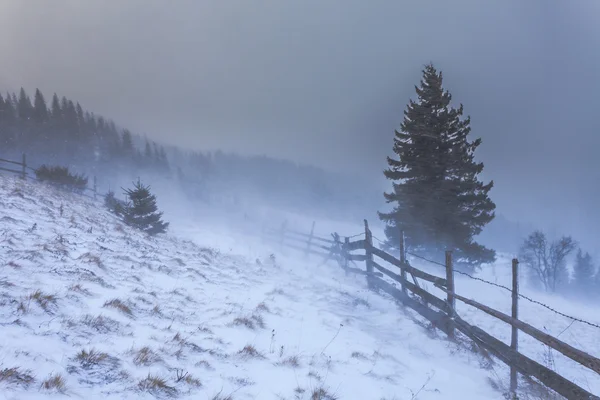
[0,87,381,219]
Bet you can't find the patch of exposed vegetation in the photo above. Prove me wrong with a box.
[237,345,265,360]
[74,349,109,369]
[138,374,178,397]
[311,386,338,400]
[28,290,57,313]
[131,346,162,366]
[41,373,66,392]
[232,314,265,330]
[0,367,35,388]
[103,298,134,317]
[81,314,121,334]
[276,355,301,368]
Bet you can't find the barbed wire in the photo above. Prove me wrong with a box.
[404,250,600,330]
[345,232,364,239]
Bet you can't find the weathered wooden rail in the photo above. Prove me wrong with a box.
[263,219,600,400]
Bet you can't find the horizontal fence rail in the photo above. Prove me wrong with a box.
[262,219,600,400]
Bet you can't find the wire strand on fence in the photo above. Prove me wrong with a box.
[405,251,600,330]
[346,232,364,239]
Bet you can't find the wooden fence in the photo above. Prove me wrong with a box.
[0,153,99,200]
[264,220,600,400]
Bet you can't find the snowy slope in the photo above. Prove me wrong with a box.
[1,173,505,399]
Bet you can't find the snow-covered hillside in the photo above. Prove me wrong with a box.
[0,172,573,400]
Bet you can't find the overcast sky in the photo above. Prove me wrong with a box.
[1,1,599,250]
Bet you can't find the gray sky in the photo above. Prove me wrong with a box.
[1,1,599,250]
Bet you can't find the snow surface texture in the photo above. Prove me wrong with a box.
[0,173,595,399]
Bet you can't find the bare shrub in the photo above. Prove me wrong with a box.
[519,231,576,292]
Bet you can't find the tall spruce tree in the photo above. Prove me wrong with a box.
[379,64,496,268]
[33,89,49,123]
[122,179,169,235]
[573,249,595,294]
[17,88,33,121]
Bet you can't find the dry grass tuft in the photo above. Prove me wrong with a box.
[183,374,202,387]
[28,290,58,313]
[237,345,265,359]
[74,348,109,369]
[255,302,270,313]
[41,373,66,392]
[350,351,368,360]
[211,391,234,400]
[131,346,162,366]
[69,284,92,296]
[232,314,266,330]
[138,374,178,397]
[103,298,134,317]
[276,355,301,368]
[311,386,338,400]
[81,314,121,334]
[0,367,35,388]
[79,252,104,268]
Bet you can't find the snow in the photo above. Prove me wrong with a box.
[0,173,595,399]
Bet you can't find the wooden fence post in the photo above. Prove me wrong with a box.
[510,258,520,397]
[364,220,374,287]
[400,230,408,294]
[445,250,455,339]
[305,221,315,258]
[21,153,26,180]
[93,176,97,200]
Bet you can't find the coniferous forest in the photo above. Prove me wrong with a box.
[0,87,381,221]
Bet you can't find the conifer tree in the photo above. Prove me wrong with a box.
[51,94,62,120]
[122,129,134,154]
[144,140,152,159]
[573,249,595,293]
[122,179,169,235]
[379,64,496,268]
[17,88,33,121]
[33,89,49,123]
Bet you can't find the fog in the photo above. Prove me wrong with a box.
[1,1,599,252]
